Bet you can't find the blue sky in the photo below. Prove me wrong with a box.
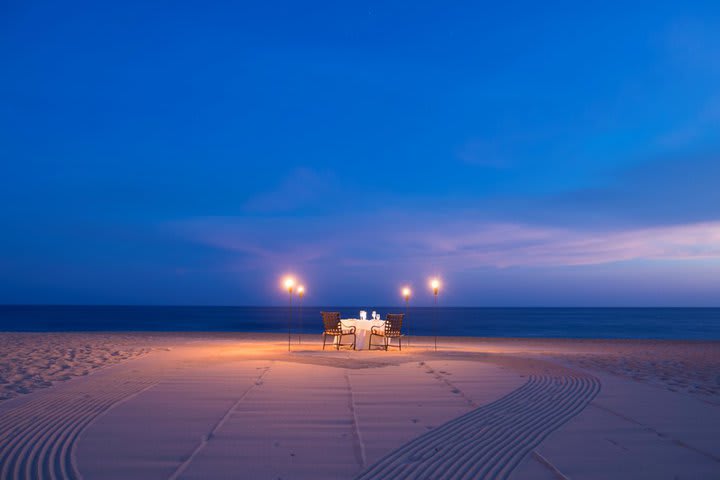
[1,1,719,306]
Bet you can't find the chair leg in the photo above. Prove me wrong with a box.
[399,336,402,351]
[322,334,327,350]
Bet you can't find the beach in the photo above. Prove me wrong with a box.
[0,333,718,479]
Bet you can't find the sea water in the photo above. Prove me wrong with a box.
[1,305,719,339]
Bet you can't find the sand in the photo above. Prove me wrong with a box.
[0,333,718,479]
[0,333,177,401]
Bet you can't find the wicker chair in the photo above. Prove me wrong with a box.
[369,313,404,351]
[321,312,356,350]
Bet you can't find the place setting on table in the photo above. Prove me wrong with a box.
[343,310,386,350]
[321,309,405,351]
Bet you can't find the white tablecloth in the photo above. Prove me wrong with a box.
[338,319,385,350]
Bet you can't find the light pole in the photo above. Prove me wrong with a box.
[402,286,411,347]
[284,277,295,352]
[430,278,440,352]
[297,285,305,344]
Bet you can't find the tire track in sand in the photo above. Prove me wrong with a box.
[356,371,600,480]
[0,374,156,480]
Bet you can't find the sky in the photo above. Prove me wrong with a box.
[1,0,719,306]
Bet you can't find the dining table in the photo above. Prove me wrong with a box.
[339,318,385,350]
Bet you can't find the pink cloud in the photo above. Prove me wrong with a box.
[416,221,720,268]
[169,214,720,271]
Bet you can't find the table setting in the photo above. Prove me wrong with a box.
[339,310,386,350]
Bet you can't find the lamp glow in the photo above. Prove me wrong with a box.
[282,276,297,352]
[297,285,305,297]
[430,278,440,351]
[402,286,411,347]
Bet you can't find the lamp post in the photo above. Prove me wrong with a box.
[402,286,411,347]
[430,278,440,352]
[297,285,305,345]
[284,277,295,352]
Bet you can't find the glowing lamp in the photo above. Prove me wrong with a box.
[430,278,441,351]
[284,277,295,293]
[297,285,305,298]
[402,287,411,301]
[430,278,440,295]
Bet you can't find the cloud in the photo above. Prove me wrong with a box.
[526,151,720,227]
[169,212,720,271]
[168,151,720,276]
[243,167,339,213]
[420,221,720,268]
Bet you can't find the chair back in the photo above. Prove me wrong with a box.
[322,311,342,335]
[384,314,404,337]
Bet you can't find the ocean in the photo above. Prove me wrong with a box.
[1,305,719,339]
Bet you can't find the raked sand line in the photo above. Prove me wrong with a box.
[0,374,157,480]
[356,371,600,480]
